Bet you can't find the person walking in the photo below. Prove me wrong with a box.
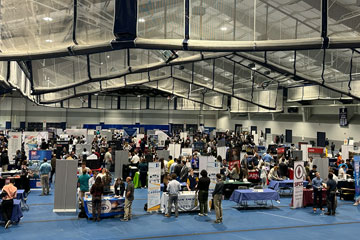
[121,177,134,221]
[312,172,324,213]
[197,169,210,216]
[39,158,52,195]
[104,147,113,172]
[165,173,181,218]
[325,173,337,215]
[1,178,17,229]
[212,174,224,223]
[90,177,104,222]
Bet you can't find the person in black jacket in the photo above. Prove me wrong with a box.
[197,169,210,216]
[114,178,125,197]
[212,173,224,223]
[1,149,9,172]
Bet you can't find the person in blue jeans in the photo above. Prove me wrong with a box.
[312,172,324,213]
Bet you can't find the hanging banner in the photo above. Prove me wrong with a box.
[147,162,161,212]
[8,132,22,164]
[292,161,305,208]
[354,156,360,201]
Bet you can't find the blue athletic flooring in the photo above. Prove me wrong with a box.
[1,187,360,240]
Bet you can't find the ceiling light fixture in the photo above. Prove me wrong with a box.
[204,77,209,81]
[138,18,145,23]
[220,27,227,31]
[43,17,53,22]
[45,39,53,43]
[94,93,98,96]
[288,58,295,62]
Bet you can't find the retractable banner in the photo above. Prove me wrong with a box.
[8,132,22,164]
[147,162,161,212]
[292,161,305,208]
[354,156,360,201]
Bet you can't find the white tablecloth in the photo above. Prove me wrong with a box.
[160,191,200,213]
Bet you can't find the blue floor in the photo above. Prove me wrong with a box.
[2,188,360,240]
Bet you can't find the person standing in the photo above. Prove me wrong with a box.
[138,158,148,188]
[197,169,210,216]
[20,161,32,194]
[212,174,224,223]
[88,171,98,190]
[39,158,52,195]
[325,173,337,215]
[165,173,181,218]
[312,172,324,213]
[186,169,198,191]
[1,149,9,172]
[78,170,91,208]
[1,178,17,229]
[104,147,113,172]
[121,177,134,221]
[90,177,104,222]
[331,142,335,157]
[260,162,267,187]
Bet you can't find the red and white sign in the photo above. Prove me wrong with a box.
[308,147,324,154]
[228,160,241,171]
[292,161,304,208]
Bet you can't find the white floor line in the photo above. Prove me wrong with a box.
[258,211,313,224]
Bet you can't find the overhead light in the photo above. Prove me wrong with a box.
[12,88,17,91]
[106,55,110,59]
[224,72,231,77]
[45,39,53,43]
[220,27,227,31]
[248,63,255,69]
[204,77,209,81]
[288,58,295,62]
[252,67,257,70]
[137,95,141,98]
[94,93,98,96]
[42,17,53,22]
[100,62,104,65]
[138,18,145,23]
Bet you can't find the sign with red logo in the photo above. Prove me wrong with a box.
[292,161,304,208]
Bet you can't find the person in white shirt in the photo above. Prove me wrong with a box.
[88,171,98,190]
[78,162,90,176]
[338,165,347,181]
[165,173,182,218]
[268,165,282,181]
[104,147,112,171]
[260,163,267,187]
[130,153,140,165]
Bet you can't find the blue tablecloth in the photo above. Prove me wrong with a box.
[160,182,187,191]
[83,196,125,218]
[230,189,280,203]
[268,180,309,191]
[0,190,24,201]
[0,199,23,222]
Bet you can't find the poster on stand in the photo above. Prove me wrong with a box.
[217,146,227,160]
[23,132,49,158]
[181,148,192,157]
[8,132,22,164]
[29,150,52,161]
[147,162,161,212]
[354,156,360,201]
[168,144,181,159]
[292,161,304,208]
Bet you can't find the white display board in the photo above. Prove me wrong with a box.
[342,145,354,161]
[155,130,169,147]
[148,162,161,212]
[181,148,193,157]
[301,144,312,162]
[180,132,188,140]
[217,146,227,160]
[23,131,49,158]
[136,134,145,148]
[8,132,22,164]
[292,161,305,208]
[168,144,181,159]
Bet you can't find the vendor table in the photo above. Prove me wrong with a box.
[160,182,187,191]
[160,191,209,213]
[269,180,309,191]
[223,181,252,199]
[230,189,280,208]
[83,195,125,218]
[0,199,23,223]
[290,188,327,207]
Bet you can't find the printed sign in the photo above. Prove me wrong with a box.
[292,161,304,208]
[148,162,161,212]
[354,155,360,200]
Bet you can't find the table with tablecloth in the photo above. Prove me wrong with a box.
[269,180,309,191]
[160,191,210,213]
[290,188,327,207]
[230,189,280,207]
[223,181,252,199]
[0,199,23,223]
[160,182,187,191]
[83,195,125,218]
